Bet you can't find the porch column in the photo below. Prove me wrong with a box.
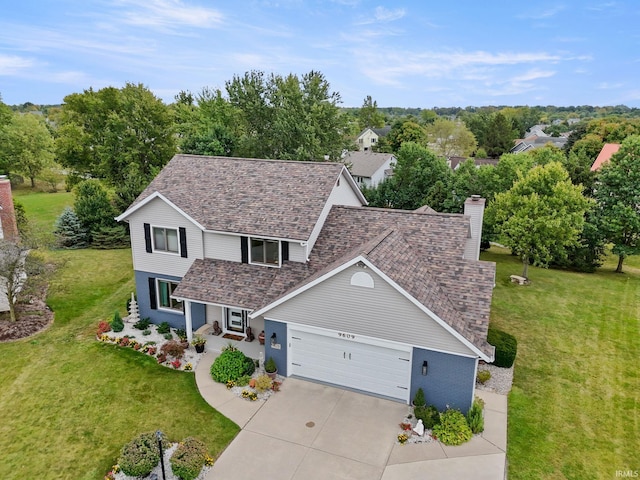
[184,300,193,342]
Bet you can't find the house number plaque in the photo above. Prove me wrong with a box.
[338,332,356,340]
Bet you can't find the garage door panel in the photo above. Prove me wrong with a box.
[289,329,410,402]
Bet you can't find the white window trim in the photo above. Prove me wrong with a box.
[156,278,183,313]
[151,224,181,256]
[249,237,281,268]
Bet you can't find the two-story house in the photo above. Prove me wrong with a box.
[344,151,395,188]
[116,154,495,411]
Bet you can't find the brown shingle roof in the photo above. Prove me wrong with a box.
[127,154,348,240]
[174,204,495,358]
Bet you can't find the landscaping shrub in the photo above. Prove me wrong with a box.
[210,349,255,383]
[235,374,252,387]
[161,340,186,359]
[412,387,426,407]
[134,317,151,330]
[111,311,124,333]
[254,374,273,392]
[432,409,473,446]
[157,321,171,334]
[466,397,485,434]
[164,333,174,340]
[477,369,491,384]
[97,320,111,336]
[118,432,167,477]
[170,437,209,480]
[414,404,440,429]
[487,327,518,368]
[175,328,187,341]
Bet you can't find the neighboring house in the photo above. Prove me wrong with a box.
[356,126,391,151]
[591,143,621,171]
[117,155,496,411]
[511,125,569,153]
[447,156,499,170]
[344,151,395,188]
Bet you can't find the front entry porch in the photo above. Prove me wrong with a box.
[196,324,264,361]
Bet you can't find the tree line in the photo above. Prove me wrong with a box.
[1,73,639,273]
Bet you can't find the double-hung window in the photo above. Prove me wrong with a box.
[157,279,181,311]
[250,238,279,266]
[153,227,179,254]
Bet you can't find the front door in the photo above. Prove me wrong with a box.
[226,308,245,333]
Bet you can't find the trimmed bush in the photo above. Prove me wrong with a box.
[466,397,485,434]
[157,321,171,334]
[161,340,186,359]
[111,310,124,333]
[432,409,473,446]
[170,437,209,480]
[487,327,518,368]
[118,432,167,477]
[412,387,426,407]
[210,349,256,383]
[477,369,491,384]
[414,404,440,429]
[134,317,151,330]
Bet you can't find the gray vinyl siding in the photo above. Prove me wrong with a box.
[203,232,241,262]
[265,265,474,356]
[308,171,364,251]
[125,197,203,277]
[288,242,306,262]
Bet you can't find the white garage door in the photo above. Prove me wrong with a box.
[289,328,411,402]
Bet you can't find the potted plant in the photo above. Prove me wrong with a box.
[412,387,426,407]
[258,330,265,345]
[265,356,278,380]
[193,334,207,353]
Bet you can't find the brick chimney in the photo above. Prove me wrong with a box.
[463,195,485,261]
[0,176,19,242]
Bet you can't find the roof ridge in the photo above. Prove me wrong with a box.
[174,153,342,166]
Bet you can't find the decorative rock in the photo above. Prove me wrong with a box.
[413,419,424,436]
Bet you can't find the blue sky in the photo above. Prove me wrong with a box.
[1,1,639,108]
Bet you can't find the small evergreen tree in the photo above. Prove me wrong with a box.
[53,207,88,249]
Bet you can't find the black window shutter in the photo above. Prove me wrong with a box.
[179,227,188,258]
[144,223,152,253]
[241,237,248,263]
[282,241,289,261]
[148,277,157,309]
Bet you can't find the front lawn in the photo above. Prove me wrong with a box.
[485,247,640,479]
[0,248,239,480]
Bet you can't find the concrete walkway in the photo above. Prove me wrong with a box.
[195,353,507,479]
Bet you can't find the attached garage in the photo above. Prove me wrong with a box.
[288,325,412,402]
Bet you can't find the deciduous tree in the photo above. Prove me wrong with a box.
[487,162,591,278]
[424,118,477,158]
[594,135,640,272]
[0,113,54,186]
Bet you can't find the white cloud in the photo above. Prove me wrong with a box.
[517,5,566,20]
[511,69,556,82]
[374,6,406,22]
[114,0,224,29]
[597,82,624,89]
[0,54,34,75]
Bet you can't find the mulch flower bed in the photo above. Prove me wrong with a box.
[0,291,54,342]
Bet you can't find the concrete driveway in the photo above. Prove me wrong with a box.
[196,353,507,480]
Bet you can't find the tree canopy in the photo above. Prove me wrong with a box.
[593,135,640,272]
[56,83,176,202]
[487,162,591,278]
[0,113,55,186]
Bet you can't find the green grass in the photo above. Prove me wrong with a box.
[12,187,74,232]
[4,188,638,478]
[0,190,239,479]
[484,247,640,479]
